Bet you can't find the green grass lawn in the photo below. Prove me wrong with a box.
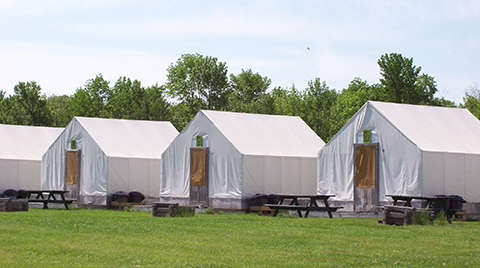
[1,208,479,267]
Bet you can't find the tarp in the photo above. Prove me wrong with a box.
[0,124,62,192]
[161,110,325,209]
[318,101,480,206]
[41,117,178,205]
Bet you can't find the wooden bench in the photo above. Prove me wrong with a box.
[28,199,73,209]
[26,190,73,210]
[264,194,342,218]
[110,201,144,211]
[265,204,343,212]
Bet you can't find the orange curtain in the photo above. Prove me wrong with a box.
[65,150,79,185]
[190,148,206,186]
[355,145,376,188]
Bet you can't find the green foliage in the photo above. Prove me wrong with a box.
[411,211,433,225]
[0,81,53,126]
[229,68,271,111]
[166,53,229,120]
[462,84,480,119]
[1,210,479,267]
[301,78,338,141]
[0,52,463,142]
[46,95,72,127]
[69,74,110,118]
[377,53,437,105]
[144,84,170,121]
[205,207,214,214]
[173,206,196,217]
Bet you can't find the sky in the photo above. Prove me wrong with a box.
[0,0,479,104]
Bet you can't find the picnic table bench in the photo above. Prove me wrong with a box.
[26,190,73,210]
[264,194,342,218]
[386,195,464,223]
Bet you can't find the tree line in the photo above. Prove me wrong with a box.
[1,53,479,142]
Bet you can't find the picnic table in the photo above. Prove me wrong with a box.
[386,195,462,223]
[264,194,342,218]
[25,190,73,210]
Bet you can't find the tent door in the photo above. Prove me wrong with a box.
[190,148,209,207]
[65,150,81,200]
[354,144,379,212]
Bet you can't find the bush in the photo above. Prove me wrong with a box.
[411,211,432,225]
[205,208,214,214]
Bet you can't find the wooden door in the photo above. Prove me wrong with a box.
[354,144,379,212]
[65,150,80,199]
[190,148,209,207]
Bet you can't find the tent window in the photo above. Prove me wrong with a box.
[196,135,203,147]
[191,135,208,147]
[363,130,371,143]
[71,140,76,150]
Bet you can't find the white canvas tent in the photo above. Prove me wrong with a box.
[161,110,325,209]
[41,117,178,205]
[0,124,62,192]
[318,101,480,214]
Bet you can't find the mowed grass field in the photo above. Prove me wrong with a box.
[1,208,479,267]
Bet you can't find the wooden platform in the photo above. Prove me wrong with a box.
[452,209,467,222]
[110,201,144,211]
[249,206,274,216]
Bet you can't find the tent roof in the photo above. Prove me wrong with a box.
[0,124,62,160]
[369,101,480,153]
[74,117,179,158]
[200,110,325,157]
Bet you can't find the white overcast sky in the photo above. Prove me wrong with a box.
[1,0,479,104]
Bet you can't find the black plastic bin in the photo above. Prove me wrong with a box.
[448,195,466,210]
[250,194,268,206]
[17,190,29,199]
[112,191,129,202]
[3,189,17,199]
[268,194,280,205]
[433,195,448,210]
[128,191,145,203]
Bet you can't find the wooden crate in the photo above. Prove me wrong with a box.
[452,209,467,221]
[0,198,28,212]
[249,206,274,216]
[152,202,179,217]
[382,205,416,226]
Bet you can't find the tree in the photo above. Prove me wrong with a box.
[377,53,437,104]
[228,69,271,112]
[301,78,338,141]
[270,85,304,116]
[70,74,110,118]
[462,84,480,119]
[144,84,170,121]
[106,77,144,119]
[47,94,72,127]
[166,53,229,119]
[11,81,53,126]
[230,69,271,102]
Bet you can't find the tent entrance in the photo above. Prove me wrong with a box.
[354,144,379,212]
[190,148,209,207]
[65,150,81,199]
